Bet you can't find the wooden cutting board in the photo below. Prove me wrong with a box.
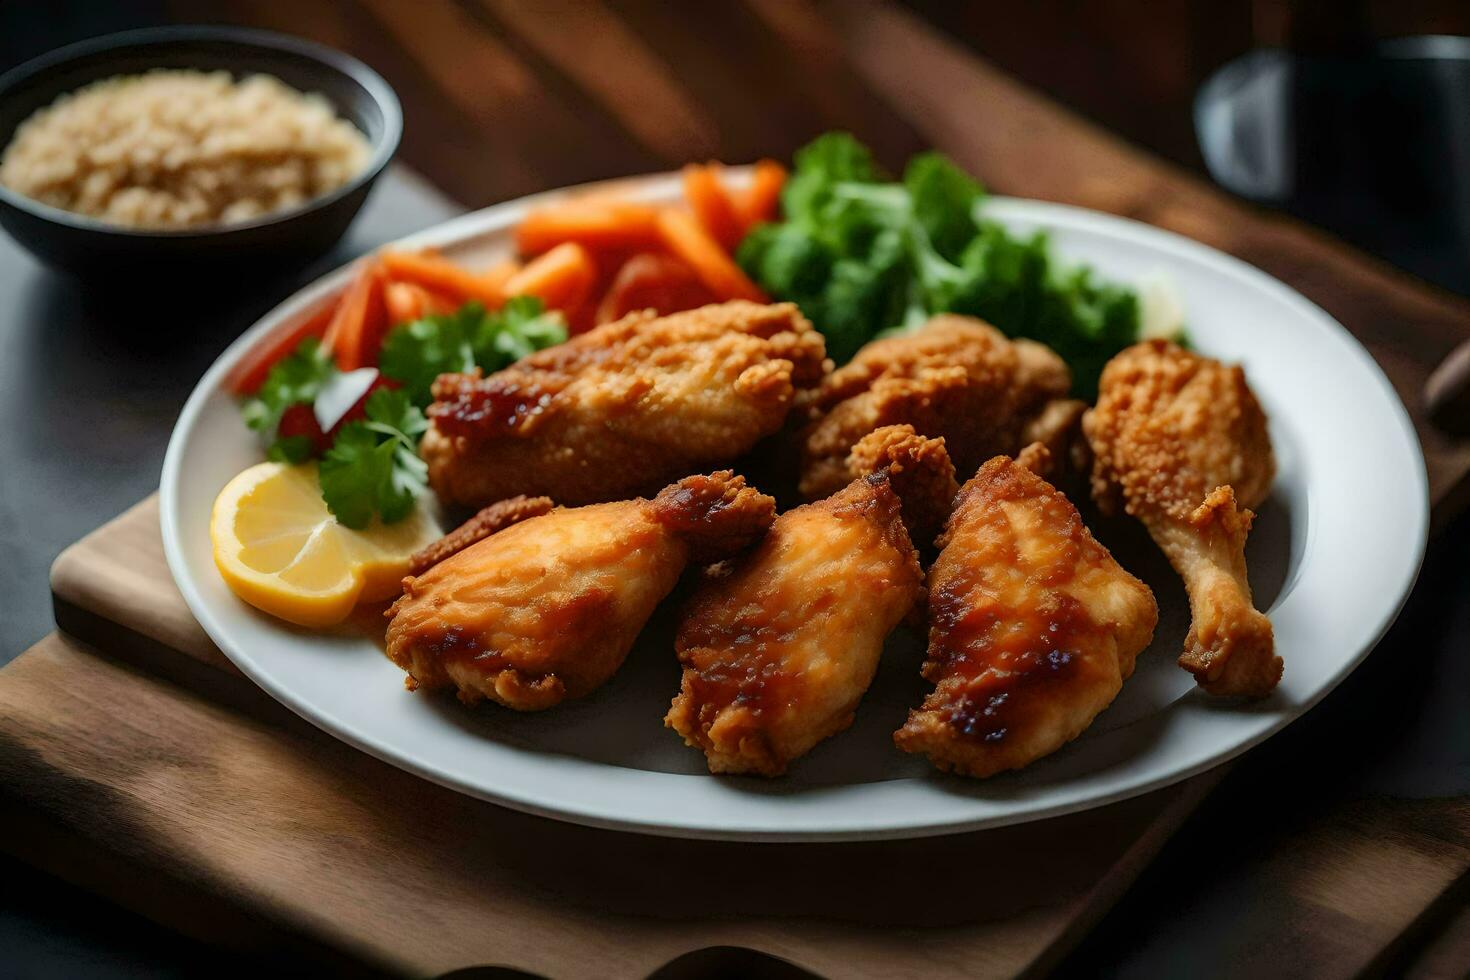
[0,496,1218,979]
[13,497,1465,978]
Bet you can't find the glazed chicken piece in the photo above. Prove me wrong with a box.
[666,427,955,776]
[798,314,1085,499]
[422,301,827,508]
[894,448,1159,777]
[1083,340,1280,697]
[385,472,775,711]
[407,495,554,575]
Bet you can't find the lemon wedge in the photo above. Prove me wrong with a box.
[211,461,440,628]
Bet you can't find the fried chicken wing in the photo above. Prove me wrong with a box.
[407,495,554,575]
[421,301,827,508]
[1083,340,1280,697]
[894,450,1159,777]
[385,472,775,711]
[798,314,1081,499]
[666,427,953,776]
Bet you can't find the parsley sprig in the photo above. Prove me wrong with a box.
[239,296,567,529]
[319,388,428,529]
[378,297,567,406]
[737,132,1159,396]
[240,338,337,462]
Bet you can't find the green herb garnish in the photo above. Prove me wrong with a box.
[240,337,338,462]
[378,297,567,406]
[318,388,429,529]
[738,132,1152,396]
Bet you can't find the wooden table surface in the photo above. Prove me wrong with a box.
[3,2,1470,977]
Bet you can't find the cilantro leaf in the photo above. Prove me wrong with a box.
[318,425,390,530]
[378,298,567,406]
[240,337,337,451]
[377,303,482,405]
[318,387,429,529]
[482,296,567,366]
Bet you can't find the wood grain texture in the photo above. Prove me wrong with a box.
[0,632,1213,979]
[41,497,1469,977]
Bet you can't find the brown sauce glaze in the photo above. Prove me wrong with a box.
[930,592,1094,743]
[429,374,559,439]
[677,577,850,723]
[925,457,1112,744]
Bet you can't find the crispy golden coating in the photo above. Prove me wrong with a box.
[798,315,1074,500]
[421,301,827,509]
[666,433,953,776]
[385,472,775,711]
[846,424,960,549]
[1083,340,1280,697]
[894,456,1158,778]
[408,495,554,575]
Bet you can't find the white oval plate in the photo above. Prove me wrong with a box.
[161,173,1428,841]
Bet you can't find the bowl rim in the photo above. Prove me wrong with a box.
[0,24,402,240]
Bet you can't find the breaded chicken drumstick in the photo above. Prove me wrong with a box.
[1083,340,1280,697]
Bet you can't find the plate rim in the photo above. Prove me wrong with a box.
[160,173,1430,841]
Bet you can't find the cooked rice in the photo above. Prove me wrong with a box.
[0,69,371,229]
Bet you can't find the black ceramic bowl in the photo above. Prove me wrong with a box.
[0,26,401,281]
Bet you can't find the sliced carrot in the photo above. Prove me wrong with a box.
[596,252,718,324]
[655,209,766,303]
[379,250,506,308]
[326,261,390,372]
[481,259,521,295]
[682,163,743,251]
[228,301,338,395]
[736,158,787,232]
[502,242,599,313]
[515,201,663,256]
[422,288,462,316]
[384,280,427,325]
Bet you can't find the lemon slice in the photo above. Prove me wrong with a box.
[211,461,440,628]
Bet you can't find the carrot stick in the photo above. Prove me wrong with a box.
[655,209,767,303]
[502,242,598,313]
[682,163,743,251]
[596,252,716,324]
[515,201,662,256]
[228,301,337,395]
[482,259,521,295]
[384,281,427,325]
[736,159,787,232]
[326,261,390,372]
[379,250,506,308]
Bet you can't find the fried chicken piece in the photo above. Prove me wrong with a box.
[845,423,959,549]
[894,452,1159,777]
[421,301,827,508]
[1083,340,1280,697]
[407,495,554,575]
[385,472,775,711]
[667,428,954,776]
[798,315,1076,500]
